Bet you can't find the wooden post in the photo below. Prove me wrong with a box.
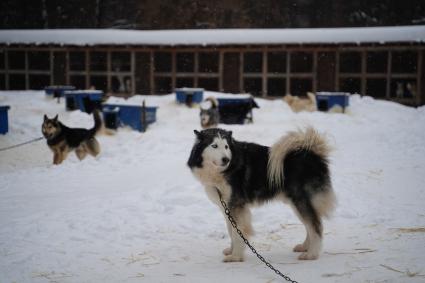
[65,51,70,85]
[286,51,291,95]
[131,51,136,95]
[49,50,54,85]
[361,50,366,96]
[150,51,154,95]
[194,51,199,88]
[262,48,267,97]
[171,50,176,92]
[417,50,423,106]
[335,50,340,91]
[386,51,392,100]
[219,50,224,92]
[86,50,90,89]
[24,50,29,90]
[5,49,9,90]
[312,51,317,94]
[239,52,244,93]
[107,51,111,94]
[141,100,147,132]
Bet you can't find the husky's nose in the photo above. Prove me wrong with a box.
[222,157,230,165]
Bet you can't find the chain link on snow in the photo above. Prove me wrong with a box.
[216,188,299,283]
[0,137,44,152]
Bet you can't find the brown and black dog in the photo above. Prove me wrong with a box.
[42,110,102,165]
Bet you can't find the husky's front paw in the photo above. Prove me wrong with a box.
[222,254,244,262]
[222,247,232,255]
[298,252,318,260]
[293,243,308,252]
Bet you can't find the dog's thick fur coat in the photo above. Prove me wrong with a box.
[187,127,335,262]
[42,111,102,165]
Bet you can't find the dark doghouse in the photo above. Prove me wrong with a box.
[316,92,350,112]
[102,103,158,132]
[175,88,204,107]
[217,96,259,124]
[0,105,11,134]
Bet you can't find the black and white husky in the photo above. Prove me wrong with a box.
[200,97,220,129]
[187,127,335,262]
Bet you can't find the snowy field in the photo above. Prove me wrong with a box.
[1,90,425,283]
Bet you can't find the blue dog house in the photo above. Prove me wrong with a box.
[64,90,104,113]
[175,88,204,106]
[316,92,350,112]
[217,96,259,124]
[102,104,158,132]
[0,105,10,134]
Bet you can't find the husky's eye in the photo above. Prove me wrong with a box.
[225,145,229,149]
[211,144,218,148]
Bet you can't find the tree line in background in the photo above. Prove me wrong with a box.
[1,0,424,29]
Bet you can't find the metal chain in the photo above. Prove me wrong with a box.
[0,137,44,152]
[216,188,299,283]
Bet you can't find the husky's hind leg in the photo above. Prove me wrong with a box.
[86,138,100,157]
[75,145,88,160]
[293,232,309,252]
[291,199,323,260]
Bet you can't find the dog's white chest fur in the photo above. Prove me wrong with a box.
[192,164,231,205]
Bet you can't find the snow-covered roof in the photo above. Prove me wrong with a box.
[0,26,424,46]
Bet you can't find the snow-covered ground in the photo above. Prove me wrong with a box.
[0,91,425,283]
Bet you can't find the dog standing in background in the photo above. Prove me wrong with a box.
[188,127,335,262]
[42,110,102,165]
[200,97,220,129]
[283,92,317,113]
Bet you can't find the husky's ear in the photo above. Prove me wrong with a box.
[227,130,232,138]
[194,130,202,139]
[43,114,48,121]
[53,114,58,122]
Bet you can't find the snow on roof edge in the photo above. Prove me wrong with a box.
[0,26,424,46]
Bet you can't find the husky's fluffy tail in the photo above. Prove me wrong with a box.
[267,127,331,188]
[89,109,102,137]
